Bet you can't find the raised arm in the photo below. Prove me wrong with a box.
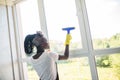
[58,34,72,60]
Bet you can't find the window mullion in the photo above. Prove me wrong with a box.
[75,0,88,51]
[37,0,49,40]
[78,0,99,80]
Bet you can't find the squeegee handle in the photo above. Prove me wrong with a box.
[67,30,70,34]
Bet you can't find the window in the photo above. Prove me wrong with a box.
[85,0,120,80]
[95,53,120,80]
[19,0,41,38]
[57,57,91,80]
[44,0,82,53]
[85,0,120,49]
[18,0,41,80]
[43,0,92,80]
[17,0,120,80]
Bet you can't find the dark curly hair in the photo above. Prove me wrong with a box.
[24,32,44,55]
[24,34,36,55]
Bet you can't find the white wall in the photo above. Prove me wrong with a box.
[0,5,21,80]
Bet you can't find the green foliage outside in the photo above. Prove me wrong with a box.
[94,33,120,79]
[110,54,120,80]
[96,56,111,67]
[93,33,120,49]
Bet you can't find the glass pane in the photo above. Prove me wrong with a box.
[44,0,82,52]
[57,57,92,80]
[19,0,41,38]
[85,0,120,49]
[18,0,41,80]
[27,64,39,80]
[95,53,120,80]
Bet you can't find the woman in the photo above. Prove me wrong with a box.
[24,31,72,80]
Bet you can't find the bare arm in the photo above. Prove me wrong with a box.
[58,45,69,60]
[58,34,71,60]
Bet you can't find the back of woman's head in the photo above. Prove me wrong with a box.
[24,34,36,55]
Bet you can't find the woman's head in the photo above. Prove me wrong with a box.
[24,31,49,55]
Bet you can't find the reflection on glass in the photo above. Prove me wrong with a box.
[44,0,82,52]
[95,53,120,80]
[57,58,92,80]
[85,0,120,49]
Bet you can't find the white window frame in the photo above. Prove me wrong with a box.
[13,3,28,80]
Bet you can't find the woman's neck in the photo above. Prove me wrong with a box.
[33,52,43,59]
